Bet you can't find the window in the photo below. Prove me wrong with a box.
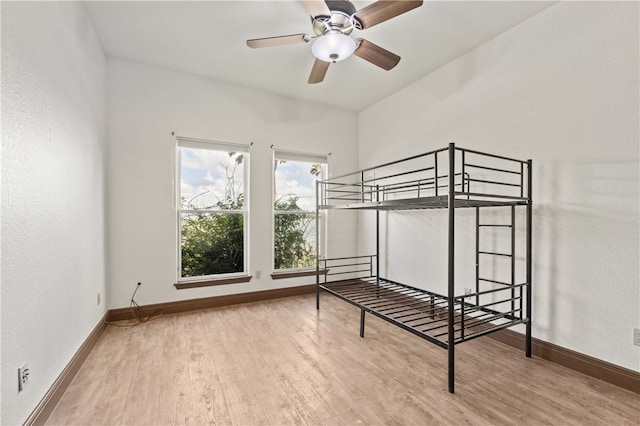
[273,150,327,271]
[177,138,249,283]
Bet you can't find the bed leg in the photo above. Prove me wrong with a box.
[430,295,435,319]
[360,308,365,338]
[448,344,455,393]
[526,321,532,358]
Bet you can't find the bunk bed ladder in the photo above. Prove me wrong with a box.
[475,205,519,322]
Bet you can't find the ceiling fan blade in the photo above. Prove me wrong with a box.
[354,0,423,29]
[246,34,309,49]
[302,0,331,17]
[308,59,330,84]
[354,39,400,71]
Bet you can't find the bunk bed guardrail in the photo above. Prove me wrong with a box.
[318,146,530,208]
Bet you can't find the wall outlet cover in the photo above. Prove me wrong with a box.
[18,363,29,391]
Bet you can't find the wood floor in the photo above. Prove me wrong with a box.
[47,294,639,425]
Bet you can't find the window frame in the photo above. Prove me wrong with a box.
[175,137,250,284]
[272,149,328,273]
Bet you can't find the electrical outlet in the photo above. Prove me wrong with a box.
[97,293,101,306]
[464,288,472,295]
[634,328,640,347]
[18,363,30,391]
[255,270,261,279]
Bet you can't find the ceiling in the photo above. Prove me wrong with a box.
[85,1,556,111]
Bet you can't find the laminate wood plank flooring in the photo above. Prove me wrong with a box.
[47,294,639,425]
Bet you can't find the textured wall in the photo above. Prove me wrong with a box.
[106,59,358,308]
[358,1,639,371]
[1,2,107,424]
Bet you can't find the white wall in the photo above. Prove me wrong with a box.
[1,2,107,424]
[358,1,639,371]
[107,59,358,308]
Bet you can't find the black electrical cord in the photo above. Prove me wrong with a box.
[107,283,162,327]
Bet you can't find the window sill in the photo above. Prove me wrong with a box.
[271,269,328,280]
[175,275,252,289]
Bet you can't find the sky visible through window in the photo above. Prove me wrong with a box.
[275,160,321,212]
[181,147,244,209]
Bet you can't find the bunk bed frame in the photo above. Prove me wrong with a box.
[315,143,532,393]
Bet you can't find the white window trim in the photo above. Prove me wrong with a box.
[176,137,250,283]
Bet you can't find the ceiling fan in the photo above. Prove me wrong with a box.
[246,0,423,84]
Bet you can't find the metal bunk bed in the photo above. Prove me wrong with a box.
[315,143,532,393]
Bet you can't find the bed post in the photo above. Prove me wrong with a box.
[475,206,480,307]
[447,143,456,393]
[316,180,321,310]
[526,159,533,357]
[376,209,380,279]
[376,189,380,298]
[511,205,516,315]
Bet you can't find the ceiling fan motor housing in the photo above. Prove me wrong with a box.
[311,0,359,36]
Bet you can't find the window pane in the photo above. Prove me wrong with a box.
[178,140,247,280]
[273,156,326,271]
[274,160,323,212]
[181,147,245,210]
[274,213,316,269]
[180,211,244,277]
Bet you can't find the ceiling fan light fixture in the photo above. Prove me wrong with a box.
[311,32,356,63]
